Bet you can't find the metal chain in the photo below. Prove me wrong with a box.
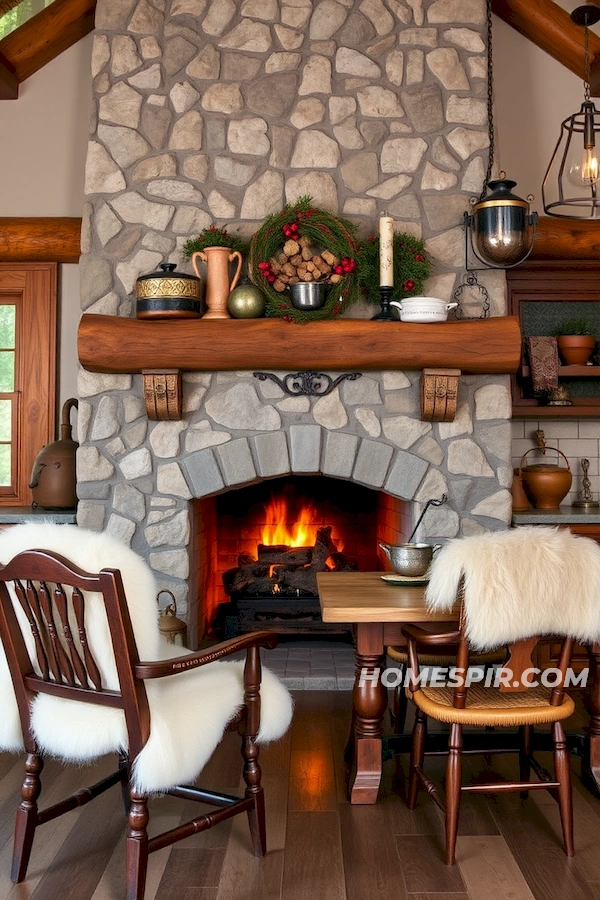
[585,24,591,101]
[480,0,494,200]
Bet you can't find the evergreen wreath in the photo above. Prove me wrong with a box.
[248,196,366,323]
[359,232,431,304]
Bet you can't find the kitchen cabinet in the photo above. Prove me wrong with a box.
[507,261,600,417]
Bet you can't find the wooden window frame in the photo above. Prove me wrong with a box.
[0,263,57,505]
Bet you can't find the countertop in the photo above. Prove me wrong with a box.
[0,506,77,524]
[513,507,600,525]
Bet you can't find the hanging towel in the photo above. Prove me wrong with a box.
[526,336,559,393]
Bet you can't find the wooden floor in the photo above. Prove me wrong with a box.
[2,691,600,899]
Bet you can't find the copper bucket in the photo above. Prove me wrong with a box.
[520,447,572,510]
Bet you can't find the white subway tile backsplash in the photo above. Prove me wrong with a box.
[557,439,599,458]
[539,420,580,440]
[578,421,600,438]
[511,416,600,504]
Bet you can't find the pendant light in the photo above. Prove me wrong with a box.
[543,4,600,218]
[462,0,537,271]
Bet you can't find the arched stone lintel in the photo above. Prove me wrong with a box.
[179,426,430,502]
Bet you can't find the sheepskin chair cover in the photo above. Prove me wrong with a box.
[425,526,600,651]
[0,522,293,794]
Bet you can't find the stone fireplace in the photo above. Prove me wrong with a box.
[76,0,513,647]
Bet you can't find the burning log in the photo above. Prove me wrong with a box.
[223,524,352,598]
[256,545,313,565]
[223,563,270,594]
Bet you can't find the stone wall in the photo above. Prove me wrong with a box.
[77,0,513,631]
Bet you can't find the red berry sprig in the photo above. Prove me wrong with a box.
[403,279,415,291]
[282,221,299,239]
[334,257,356,275]
[258,260,276,283]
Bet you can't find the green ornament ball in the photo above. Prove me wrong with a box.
[227,281,266,318]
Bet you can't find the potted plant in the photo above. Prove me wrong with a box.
[556,318,597,366]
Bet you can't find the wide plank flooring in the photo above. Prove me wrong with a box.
[1,691,600,899]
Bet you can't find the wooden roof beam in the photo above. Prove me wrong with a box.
[0,0,95,91]
[0,218,81,263]
[0,50,17,99]
[492,0,600,96]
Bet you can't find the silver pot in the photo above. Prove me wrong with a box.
[379,542,441,577]
[289,281,327,310]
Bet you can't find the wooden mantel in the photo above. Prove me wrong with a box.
[78,314,521,375]
[78,314,521,422]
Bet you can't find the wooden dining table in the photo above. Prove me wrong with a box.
[316,570,600,805]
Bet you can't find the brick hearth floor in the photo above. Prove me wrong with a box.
[262,639,356,690]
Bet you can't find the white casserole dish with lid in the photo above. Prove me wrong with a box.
[389,297,458,323]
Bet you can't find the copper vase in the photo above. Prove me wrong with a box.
[192,246,243,319]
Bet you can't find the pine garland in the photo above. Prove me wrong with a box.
[248,196,367,324]
[182,225,245,258]
[360,232,432,304]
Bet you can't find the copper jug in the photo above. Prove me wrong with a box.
[29,398,78,509]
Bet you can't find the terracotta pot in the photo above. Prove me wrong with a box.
[192,246,243,319]
[557,334,596,366]
[520,447,572,510]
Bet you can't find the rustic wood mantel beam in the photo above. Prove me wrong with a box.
[0,0,95,89]
[78,314,522,376]
[0,218,81,262]
[492,0,600,96]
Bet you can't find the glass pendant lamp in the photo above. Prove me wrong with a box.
[543,4,600,218]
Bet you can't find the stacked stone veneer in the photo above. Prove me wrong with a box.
[77,0,513,636]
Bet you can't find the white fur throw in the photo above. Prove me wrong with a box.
[425,526,600,651]
[0,523,293,794]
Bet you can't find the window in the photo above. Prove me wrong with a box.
[0,264,57,505]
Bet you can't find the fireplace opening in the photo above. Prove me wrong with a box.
[194,476,411,641]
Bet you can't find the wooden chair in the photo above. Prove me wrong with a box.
[402,595,576,866]
[386,641,506,735]
[0,538,293,900]
[399,525,600,865]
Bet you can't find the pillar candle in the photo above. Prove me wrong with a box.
[379,215,394,287]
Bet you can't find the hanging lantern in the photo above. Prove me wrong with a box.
[543,4,600,218]
[466,175,538,269]
[157,590,188,647]
[456,0,538,302]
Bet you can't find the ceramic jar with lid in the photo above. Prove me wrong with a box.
[136,262,202,318]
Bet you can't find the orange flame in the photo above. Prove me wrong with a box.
[261,494,319,547]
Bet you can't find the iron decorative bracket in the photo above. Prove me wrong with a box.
[253,371,362,397]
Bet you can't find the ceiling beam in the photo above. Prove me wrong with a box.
[0,0,95,89]
[0,50,17,99]
[492,0,600,96]
[531,215,600,259]
[0,218,81,263]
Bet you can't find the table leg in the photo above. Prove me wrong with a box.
[349,623,387,804]
[582,642,600,795]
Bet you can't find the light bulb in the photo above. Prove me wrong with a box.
[568,145,600,186]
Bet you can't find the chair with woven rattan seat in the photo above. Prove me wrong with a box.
[386,641,506,735]
[402,525,600,866]
[0,523,293,900]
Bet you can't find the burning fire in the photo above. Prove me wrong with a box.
[260,491,343,553]
[261,494,320,547]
